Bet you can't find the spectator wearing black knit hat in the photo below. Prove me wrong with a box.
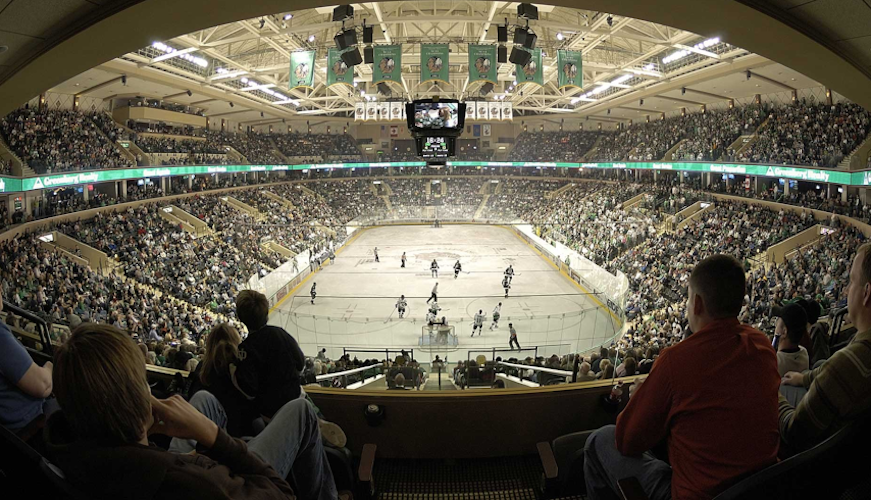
[773,303,810,377]
[796,298,830,366]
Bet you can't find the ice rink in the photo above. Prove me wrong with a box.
[269,224,621,360]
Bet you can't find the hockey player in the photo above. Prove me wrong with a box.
[395,295,407,318]
[431,259,440,278]
[401,252,407,268]
[310,282,317,304]
[509,323,520,350]
[453,260,462,279]
[490,302,502,330]
[427,282,439,304]
[374,247,380,262]
[502,275,511,297]
[504,264,515,284]
[472,309,485,337]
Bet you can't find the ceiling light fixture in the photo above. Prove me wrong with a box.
[284,13,293,20]
[308,35,316,42]
[662,37,720,64]
[556,32,564,41]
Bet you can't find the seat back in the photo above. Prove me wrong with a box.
[0,422,87,499]
[714,421,866,499]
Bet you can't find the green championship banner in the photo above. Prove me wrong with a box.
[327,48,354,87]
[373,45,402,85]
[468,44,497,84]
[515,48,543,86]
[289,50,316,89]
[6,161,869,193]
[420,44,449,85]
[557,50,583,89]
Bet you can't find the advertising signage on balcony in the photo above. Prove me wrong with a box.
[0,161,869,193]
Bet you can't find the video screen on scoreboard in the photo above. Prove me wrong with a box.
[413,102,460,130]
[420,136,449,158]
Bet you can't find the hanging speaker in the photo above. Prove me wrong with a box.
[497,45,508,63]
[332,5,354,21]
[497,25,508,43]
[364,46,374,64]
[509,47,531,66]
[513,27,529,46]
[517,3,538,20]
[334,29,357,50]
[341,48,363,67]
[363,25,373,44]
[522,32,537,49]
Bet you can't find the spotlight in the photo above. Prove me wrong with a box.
[639,99,643,106]
[284,13,293,20]
[241,77,249,84]
[229,102,234,108]
[681,87,686,95]
[259,18,265,29]
[187,90,193,97]
[261,112,264,117]
[607,109,611,115]
[746,70,752,80]
[556,32,564,41]
[308,34,316,43]
[121,75,127,86]
[607,15,613,27]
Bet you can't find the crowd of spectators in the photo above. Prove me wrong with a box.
[0,108,133,173]
[306,179,382,223]
[137,136,225,155]
[90,111,129,142]
[272,133,362,161]
[220,132,283,164]
[594,119,685,162]
[529,182,655,265]
[508,131,599,162]
[434,178,484,218]
[1,233,229,342]
[481,178,570,220]
[734,101,871,167]
[672,105,766,161]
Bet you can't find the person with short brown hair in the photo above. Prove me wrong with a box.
[584,254,779,500]
[44,323,337,499]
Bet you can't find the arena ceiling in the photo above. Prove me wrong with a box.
[0,0,870,122]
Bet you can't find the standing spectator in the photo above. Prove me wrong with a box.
[231,290,306,420]
[583,255,780,500]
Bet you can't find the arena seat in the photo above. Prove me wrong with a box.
[0,422,88,500]
[612,420,869,500]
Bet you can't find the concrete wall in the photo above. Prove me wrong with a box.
[114,106,207,128]
[51,231,109,272]
[766,224,824,264]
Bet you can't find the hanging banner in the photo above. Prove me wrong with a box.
[354,102,366,121]
[379,102,390,120]
[468,45,497,84]
[465,103,476,121]
[373,45,402,85]
[327,48,354,87]
[483,124,492,137]
[390,102,403,121]
[365,102,378,121]
[289,50,316,90]
[557,50,583,89]
[515,48,543,86]
[477,102,489,121]
[502,102,513,121]
[420,44,449,85]
[489,102,501,120]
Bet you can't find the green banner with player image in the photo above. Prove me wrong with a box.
[327,48,354,87]
[515,47,543,86]
[468,44,497,84]
[557,50,583,89]
[289,50,316,90]
[373,45,402,85]
[420,44,449,85]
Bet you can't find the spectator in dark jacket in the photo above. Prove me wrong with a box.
[232,290,306,419]
[44,323,337,500]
